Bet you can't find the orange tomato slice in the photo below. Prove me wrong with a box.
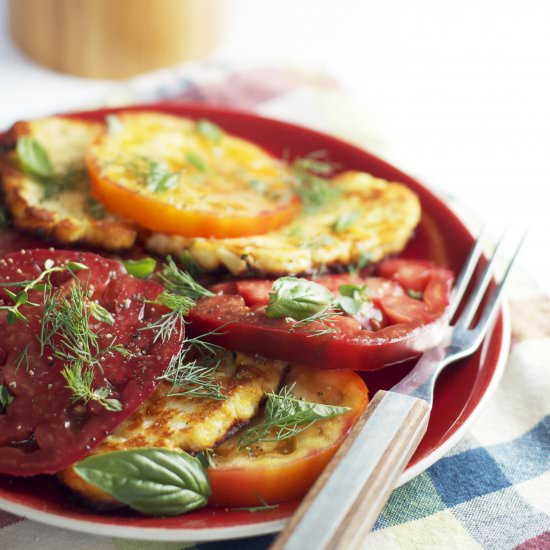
[207,365,369,507]
[86,112,301,239]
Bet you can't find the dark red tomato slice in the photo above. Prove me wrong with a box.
[0,249,181,476]
[189,259,453,371]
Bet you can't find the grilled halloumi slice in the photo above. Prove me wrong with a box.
[58,352,287,508]
[146,170,421,275]
[0,117,137,250]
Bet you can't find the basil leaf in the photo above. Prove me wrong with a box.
[74,448,211,516]
[333,211,361,233]
[0,385,13,411]
[186,152,207,172]
[123,257,157,279]
[337,295,362,315]
[16,136,53,178]
[196,119,223,143]
[266,277,334,321]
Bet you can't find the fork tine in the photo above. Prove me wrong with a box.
[468,234,525,346]
[455,232,507,328]
[448,227,488,319]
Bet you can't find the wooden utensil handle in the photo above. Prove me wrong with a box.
[271,390,431,550]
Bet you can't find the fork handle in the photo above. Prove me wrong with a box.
[270,390,431,550]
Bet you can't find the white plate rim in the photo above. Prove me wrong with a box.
[0,304,511,542]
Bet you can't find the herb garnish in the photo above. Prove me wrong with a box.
[266,277,333,322]
[16,137,87,199]
[337,284,371,315]
[105,114,123,134]
[186,152,207,172]
[333,211,361,234]
[159,256,214,302]
[407,289,424,300]
[0,205,11,229]
[74,448,211,516]
[85,197,108,219]
[196,119,224,143]
[0,258,87,323]
[122,257,157,280]
[239,384,350,448]
[291,152,342,213]
[159,333,228,401]
[348,251,372,274]
[231,496,279,513]
[14,344,30,373]
[41,280,131,412]
[0,385,13,412]
[146,160,180,193]
[16,136,53,178]
[179,250,205,279]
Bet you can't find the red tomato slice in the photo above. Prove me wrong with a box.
[0,249,181,476]
[208,366,368,507]
[188,259,454,371]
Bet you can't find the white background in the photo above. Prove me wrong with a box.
[0,0,549,291]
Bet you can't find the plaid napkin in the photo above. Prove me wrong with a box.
[1,61,549,550]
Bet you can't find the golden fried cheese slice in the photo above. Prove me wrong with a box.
[146,171,422,275]
[0,117,137,250]
[58,353,287,508]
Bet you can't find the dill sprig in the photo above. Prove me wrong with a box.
[14,344,30,373]
[143,291,193,344]
[158,332,228,401]
[230,496,279,513]
[61,363,122,412]
[239,384,351,448]
[159,256,214,301]
[0,258,87,323]
[41,280,130,412]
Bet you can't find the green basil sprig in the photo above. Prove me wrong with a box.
[266,277,334,321]
[74,448,211,516]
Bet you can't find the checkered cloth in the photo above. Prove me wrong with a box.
[1,61,549,550]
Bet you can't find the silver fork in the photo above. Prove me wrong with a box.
[271,232,524,550]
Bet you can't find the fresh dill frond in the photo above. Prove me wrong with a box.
[40,280,128,411]
[61,363,122,412]
[158,331,228,400]
[161,355,226,400]
[14,344,30,373]
[142,291,193,344]
[159,256,214,301]
[180,250,205,279]
[230,496,279,512]
[239,384,351,448]
[0,259,87,324]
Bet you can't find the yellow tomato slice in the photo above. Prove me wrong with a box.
[87,112,301,238]
[207,365,369,507]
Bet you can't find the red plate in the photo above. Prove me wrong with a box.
[0,104,509,541]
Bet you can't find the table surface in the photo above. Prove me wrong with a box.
[0,0,549,293]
